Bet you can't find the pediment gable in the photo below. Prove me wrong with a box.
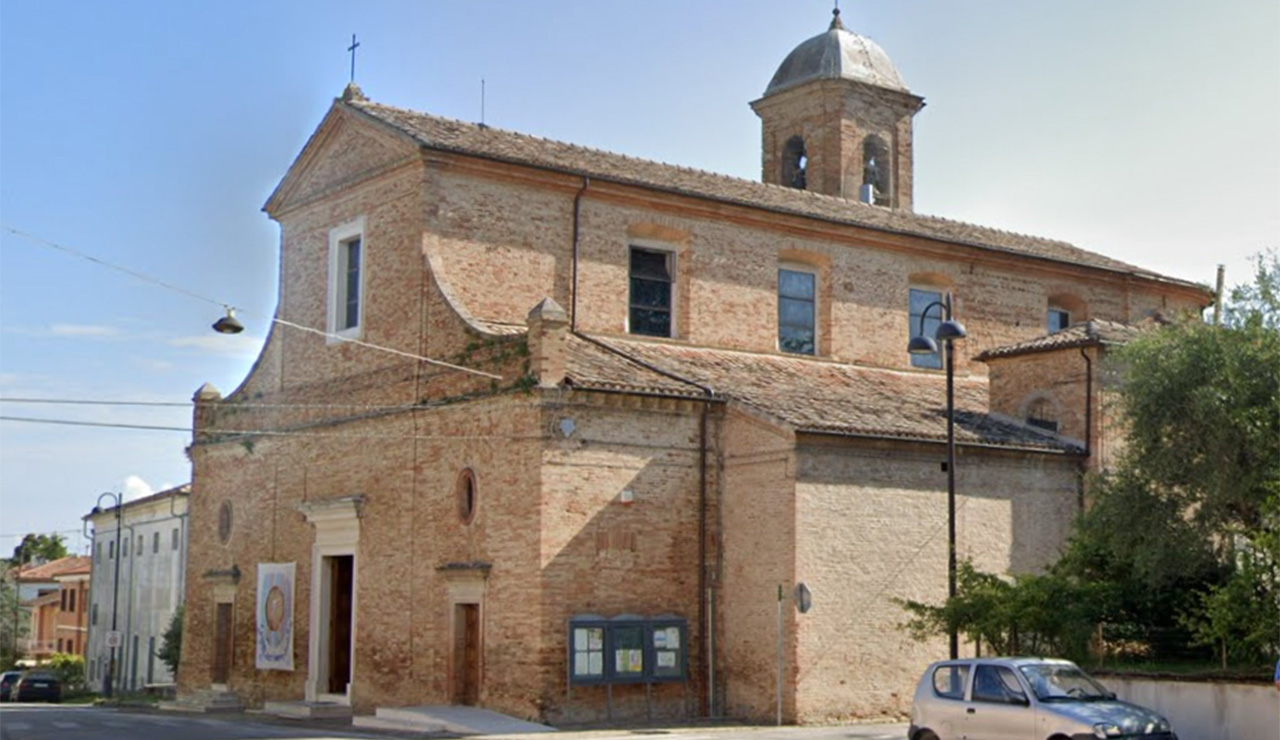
[264,103,419,217]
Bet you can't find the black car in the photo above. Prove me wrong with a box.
[0,670,21,701]
[12,671,61,703]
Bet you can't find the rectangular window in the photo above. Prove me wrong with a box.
[629,247,674,337]
[340,237,361,330]
[153,532,160,554]
[109,540,115,559]
[92,602,98,626]
[328,218,366,339]
[172,527,180,550]
[122,538,129,557]
[1048,307,1070,333]
[778,268,816,355]
[910,288,944,369]
[69,589,76,612]
[61,590,68,611]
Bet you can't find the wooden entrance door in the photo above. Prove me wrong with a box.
[453,603,480,705]
[212,602,233,684]
[327,555,354,694]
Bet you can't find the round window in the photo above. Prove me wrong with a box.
[218,501,233,543]
[457,469,477,524]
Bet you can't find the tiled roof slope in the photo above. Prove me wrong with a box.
[976,319,1142,361]
[16,556,92,582]
[564,334,1077,452]
[345,96,1201,290]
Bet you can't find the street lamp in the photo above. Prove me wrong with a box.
[908,293,967,661]
[92,492,124,698]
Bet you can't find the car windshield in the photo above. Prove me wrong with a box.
[1018,664,1111,701]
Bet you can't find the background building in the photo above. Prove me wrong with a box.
[85,485,190,692]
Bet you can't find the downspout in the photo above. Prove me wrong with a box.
[1079,346,1093,513]
[570,177,590,331]
[568,331,718,716]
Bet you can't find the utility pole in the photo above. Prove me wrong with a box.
[95,493,123,698]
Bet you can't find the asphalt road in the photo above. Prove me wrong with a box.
[0,703,911,740]
[0,704,376,740]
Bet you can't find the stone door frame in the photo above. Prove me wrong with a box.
[299,496,363,705]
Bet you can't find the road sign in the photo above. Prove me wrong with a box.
[105,630,122,648]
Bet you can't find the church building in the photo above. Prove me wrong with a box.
[178,10,1209,724]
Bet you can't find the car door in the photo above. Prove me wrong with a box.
[926,663,973,740]
[963,665,1035,740]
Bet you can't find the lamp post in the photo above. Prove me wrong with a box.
[908,293,967,661]
[93,492,123,698]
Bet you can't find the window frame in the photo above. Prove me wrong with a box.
[327,217,367,342]
[627,244,677,339]
[778,264,819,356]
[909,286,946,370]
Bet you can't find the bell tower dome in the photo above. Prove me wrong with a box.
[751,8,925,210]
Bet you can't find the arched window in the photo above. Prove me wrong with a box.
[1047,293,1087,333]
[861,136,891,206]
[1026,397,1059,433]
[782,136,807,190]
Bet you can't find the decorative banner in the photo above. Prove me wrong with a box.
[256,562,295,671]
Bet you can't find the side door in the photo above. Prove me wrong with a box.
[963,665,1035,740]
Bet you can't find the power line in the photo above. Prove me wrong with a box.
[0,415,538,442]
[0,397,426,412]
[2,224,502,380]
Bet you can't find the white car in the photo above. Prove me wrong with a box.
[909,657,1176,740]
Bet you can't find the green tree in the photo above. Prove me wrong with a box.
[0,574,26,669]
[7,534,69,566]
[157,606,184,679]
[897,562,1101,662]
[47,652,86,691]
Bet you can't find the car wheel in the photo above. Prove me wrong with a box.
[915,732,939,740]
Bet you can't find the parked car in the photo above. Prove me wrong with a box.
[909,657,1176,740]
[0,670,22,701]
[12,671,61,703]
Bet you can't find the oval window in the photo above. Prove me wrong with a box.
[218,501,233,543]
[457,469,477,524]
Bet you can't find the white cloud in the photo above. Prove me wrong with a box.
[50,324,121,337]
[122,475,155,502]
[168,334,263,359]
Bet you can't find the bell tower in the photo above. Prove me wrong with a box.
[751,8,924,210]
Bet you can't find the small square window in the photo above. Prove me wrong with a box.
[629,247,674,337]
[1048,308,1070,333]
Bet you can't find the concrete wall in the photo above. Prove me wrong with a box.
[1103,677,1280,740]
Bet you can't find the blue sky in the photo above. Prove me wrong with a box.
[1,0,1277,557]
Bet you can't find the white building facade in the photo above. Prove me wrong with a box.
[84,485,190,692]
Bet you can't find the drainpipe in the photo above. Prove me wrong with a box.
[1212,264,1225,326]
[570,177,590,331]
[1079,347,1093,513]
